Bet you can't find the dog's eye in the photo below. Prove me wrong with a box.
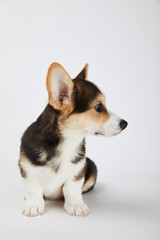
[95,103,104,112]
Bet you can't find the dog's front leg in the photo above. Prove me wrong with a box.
[23,179,45,217]
[63,178,89,216]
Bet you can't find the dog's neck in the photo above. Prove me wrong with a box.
[61,127,85,147]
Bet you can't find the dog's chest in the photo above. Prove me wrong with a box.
[34,134,85,198]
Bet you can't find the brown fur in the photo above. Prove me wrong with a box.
[19,165,27,178]
[74,164,86,181]
[61,93,110,132]
[82,177,95,193]
[46,63,75,115]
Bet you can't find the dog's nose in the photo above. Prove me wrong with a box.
[119,120,128,130]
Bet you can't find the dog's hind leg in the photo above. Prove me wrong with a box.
[82,157,97,194]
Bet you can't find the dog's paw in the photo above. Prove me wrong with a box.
[23,200,45,217]
[64,202,89,216]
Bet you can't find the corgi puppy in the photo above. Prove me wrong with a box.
[19,62,128,217]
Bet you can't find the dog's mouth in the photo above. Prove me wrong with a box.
[94,119,128,137]
[112,128,122,136]
[95,132,105,136]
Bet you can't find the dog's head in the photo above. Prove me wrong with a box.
[46,62,128,137]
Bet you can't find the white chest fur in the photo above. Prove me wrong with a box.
[22,131,85,199]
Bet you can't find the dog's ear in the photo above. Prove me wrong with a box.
[46,63,74,111]
[74,63,89,80]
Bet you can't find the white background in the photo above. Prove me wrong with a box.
[0,0,160,239]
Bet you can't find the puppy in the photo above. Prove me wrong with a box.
[19,62,128,217]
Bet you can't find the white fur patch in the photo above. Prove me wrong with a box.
[21,130,88,216]
[102,111,122,137]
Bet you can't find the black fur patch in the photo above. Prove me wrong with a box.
[74,66,87,80]
[20,79,101,169]
[21,104,62,166]
[71,139,86,164]
[72,79,101,113]
[84,157,97,190]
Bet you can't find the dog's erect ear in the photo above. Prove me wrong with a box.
[74,63,89,80]
[46,63,74,110]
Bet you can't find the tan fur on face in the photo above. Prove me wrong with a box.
[87,93,110,124]
[89,93,106,109]
[61,93,110,132]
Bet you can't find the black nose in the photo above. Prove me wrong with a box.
[119,120,128,130]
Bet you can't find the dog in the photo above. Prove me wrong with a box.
[19,62,128,217]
